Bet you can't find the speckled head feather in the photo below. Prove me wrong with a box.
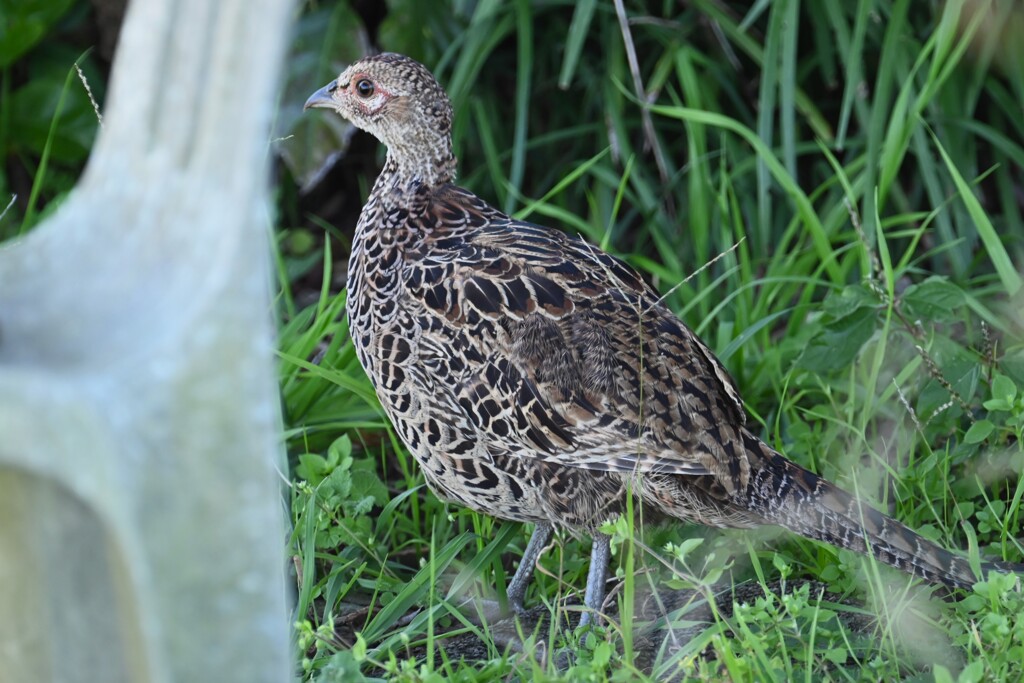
[305,52,456,187]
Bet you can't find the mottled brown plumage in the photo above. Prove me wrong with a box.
[305,53,1020,626]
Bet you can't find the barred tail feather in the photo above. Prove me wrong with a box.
[741,431,1018,589]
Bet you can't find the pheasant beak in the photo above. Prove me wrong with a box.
[304,80,339,110]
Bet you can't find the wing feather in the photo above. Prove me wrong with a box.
[403,185,748,484]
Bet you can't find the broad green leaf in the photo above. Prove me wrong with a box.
[0,0,77,67]
[932,664,955,683]
[822,282,882,319]
[963,420,995,444]
[296,452,329,484]
[798,307,877,372]
[327,434,353,464]
[349,468,389,506]
[992,374,1018,403]
[900,276,965,321]
[958,660,985,683]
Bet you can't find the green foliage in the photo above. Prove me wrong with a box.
[275,0,367,186]
[797,283,883,373]
[981,373,1024,440]
[0,0,77,67]
[296,435,389,519]
[950,573,1024,682]
[0,0,102,239]
[5,46,97,163]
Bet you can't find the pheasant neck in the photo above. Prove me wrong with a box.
[384,133,456,191]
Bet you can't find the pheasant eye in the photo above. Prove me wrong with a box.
[355,78,375,98]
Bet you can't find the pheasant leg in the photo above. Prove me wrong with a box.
[579,532,611,628]
[506,522,554,614]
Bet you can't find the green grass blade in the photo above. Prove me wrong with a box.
[930,128,1023,297]
[558,0,597,89]
[20,57,80,233]
[647,102,841,284]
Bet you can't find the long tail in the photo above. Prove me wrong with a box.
[741,430,1019,589]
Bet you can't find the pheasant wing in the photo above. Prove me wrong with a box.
[406,187,749,484]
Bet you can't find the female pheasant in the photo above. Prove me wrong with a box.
[304,53,1019,627]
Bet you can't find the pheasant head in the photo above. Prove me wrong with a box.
[305,52,456,187]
